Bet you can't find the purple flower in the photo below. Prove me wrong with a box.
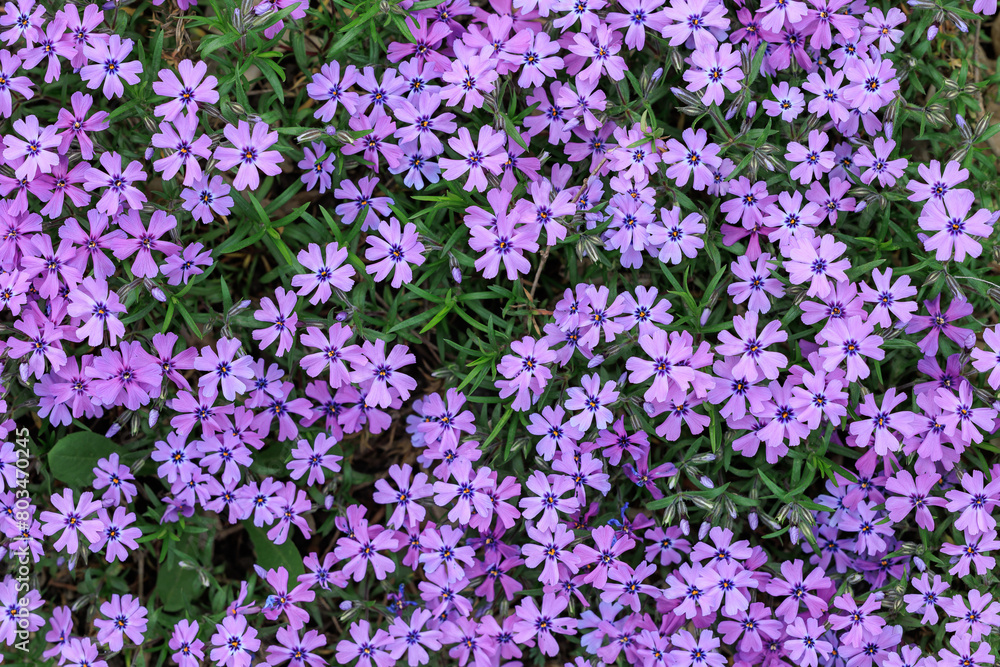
[803,67,850,123]
[350,338,417,409]
[855,136,908,187]
[152,58,219,121]
[918,189,995,262]
[468,207,539,280]
[907,159,969,202]
[298,141,335,193]
[91,506,141,563]
[291,241,356,305]
[648,206,706,264]
[440,126,506,192]
[763,82,805,121]
[335,620,393,667]
[441,51,498,112]
[84,151,147,214]
[86,340,162,410]
[0,49,33,118]
[717,311,788,382]
[565,373,619,431]
[820,315,884,382]
[152,112,213,186]
[161,241,213,286]
[334,515,398,582]
[365,217,426,288]
[785,130,835,185]
[659,0,730,49]
[194,337,255,402]
[662,127,722,191]
[39,488,102,555]
[843,56,899,113]
[213,120,284,191]
[266,627,327,667]
[210,615,261,667]
[288,432,342,486]
[253,287,298,356]
[306,60,360,121]
[181,174,235,224]
[905,295,975,356]
[683,43,742,107]
[80,35,142,99]
[512,592,577,657]
[568,24,627,82]
[61,638,108,667]
[3,114,59,179]
[386,608,441,666]
[783,235,850,298]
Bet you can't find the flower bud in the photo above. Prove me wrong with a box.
[679,518,690,535]
[148,409,159,428]
[746,101,757,118]
[789,525,800,543]
[748,512,758,530]
[698,522,711,540]
[700,308,711,326]
[105,423,122,438]
[588,355,605,368]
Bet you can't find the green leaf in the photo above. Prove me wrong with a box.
[244,523,304,580]
[48,432,116,488]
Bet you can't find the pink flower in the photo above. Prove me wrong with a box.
[785,130,835,185]
[783,234,850,298]
[918,189,996,262]
[820,316,884,382]
[716,311,788,382]
[519,471,579,532]
[213,120,284,191]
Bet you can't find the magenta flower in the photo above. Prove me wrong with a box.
[161,241,213,286]
[213,120,283,191]
[306,60,360,121]
[670,629,726,667]
[918,189,995,262]
[300,323,363,388]
[54,91,107,159]
[469,209,539,280]
[903,573,948,624]
[626,328,696,403]
[152,59,220,121]
[291,242,356,305]
[92,506,141,560]
[84,151,147,214]
[80,35,142,99]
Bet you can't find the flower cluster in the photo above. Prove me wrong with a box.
[0,0,999,665]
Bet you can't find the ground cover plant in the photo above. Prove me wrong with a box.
[3,0,1000,664]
